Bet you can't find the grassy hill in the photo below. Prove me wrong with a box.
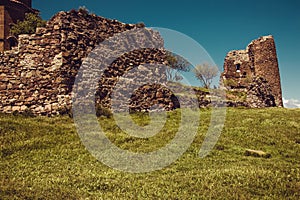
[1,108,300,199]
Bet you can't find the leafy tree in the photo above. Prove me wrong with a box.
[165,52,190,82]
[193,63,219,88]
[10,13,46,36]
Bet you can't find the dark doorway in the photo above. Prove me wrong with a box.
[7,36,18,50]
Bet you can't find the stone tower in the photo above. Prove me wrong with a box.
[0,0,36,51]
[222,35,283,107]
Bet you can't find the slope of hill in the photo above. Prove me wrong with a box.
[1,108,300,199]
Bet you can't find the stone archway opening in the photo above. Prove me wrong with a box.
[7,36,18,50]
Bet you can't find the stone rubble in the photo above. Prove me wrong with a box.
[0,9,209,115]
[0,10,283,116]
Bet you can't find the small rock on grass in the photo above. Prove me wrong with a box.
[244,149,271,158]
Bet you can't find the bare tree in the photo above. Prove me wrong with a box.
[193,63,219,88]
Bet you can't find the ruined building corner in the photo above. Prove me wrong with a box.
[222,35,283,108]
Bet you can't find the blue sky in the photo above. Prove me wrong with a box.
[33,0,300,106]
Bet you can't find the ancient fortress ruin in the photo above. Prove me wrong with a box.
[0,1,283,115]
[222,35,283,108]
[0,7,179,115]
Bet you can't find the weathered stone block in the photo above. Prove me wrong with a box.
[245,149,271,158]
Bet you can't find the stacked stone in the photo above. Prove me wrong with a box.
[246,77,276,108]
[2,9,204,115]
[128,84,179,112]
[97,48,168,112]
[247,36,283,107]
[0,9,143,115]
[222,35,283,108]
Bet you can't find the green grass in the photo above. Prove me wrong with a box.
[226,90,247,102]
[1,108,300,199]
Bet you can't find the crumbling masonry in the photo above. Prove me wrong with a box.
[0,7,283,115]
[222,35,283,108]
[0,10,189,115]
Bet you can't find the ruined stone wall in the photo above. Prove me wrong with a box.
[222,35,283,107]
[247,36,283,107]
[0,10,184,115]
[223,49,253,82]
[0,9,219,115]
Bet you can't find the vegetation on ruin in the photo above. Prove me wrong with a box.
[226,90,248,102]
[10,13,46,36]
[223,77,253,89]
[165,52,191,82]
[1,108,300,199]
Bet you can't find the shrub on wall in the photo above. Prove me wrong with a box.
[10,13,46,36]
